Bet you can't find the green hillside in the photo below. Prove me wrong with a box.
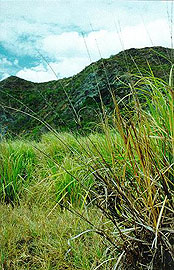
[0,46,173,138]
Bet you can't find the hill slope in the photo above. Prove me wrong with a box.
[0,46,173,138]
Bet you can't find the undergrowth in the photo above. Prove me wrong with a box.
[0,59,174,270]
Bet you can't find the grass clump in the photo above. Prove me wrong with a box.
[80,72,174,269]
[0,141,36,204]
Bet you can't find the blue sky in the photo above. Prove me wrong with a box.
[0,0,173,82]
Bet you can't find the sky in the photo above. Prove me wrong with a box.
[0,0,173,82]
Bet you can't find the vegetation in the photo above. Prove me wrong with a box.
[85,73,174,269]
[0,133,117,269]
[0,46,173,138]
[0,46,174,269]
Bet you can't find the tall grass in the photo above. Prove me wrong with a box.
[1,69,173,268]
[77,71,174,269]
[0,135,117,269]
[0,141,36,203]
[0,69,173,268]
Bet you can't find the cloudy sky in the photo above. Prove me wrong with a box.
[0,0,173,82]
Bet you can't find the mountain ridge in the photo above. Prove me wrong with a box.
[0,46,173,138]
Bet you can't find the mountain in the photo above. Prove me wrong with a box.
[0,46,173,138]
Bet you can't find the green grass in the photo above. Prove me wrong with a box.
[0,141,36,203]
[0,69,174,269]
[0,134,116,269]
[0,203,113,270]
[0,130,126,269]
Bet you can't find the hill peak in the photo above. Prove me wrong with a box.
[1,75,34,90]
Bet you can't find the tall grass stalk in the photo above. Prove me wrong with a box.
[80,70,174,269]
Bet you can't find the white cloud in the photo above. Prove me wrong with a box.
[42,32,85,58]
[41,19,171,63]
[120,19,170,49]
[50,57,90,78]
[0,57,12,66]
[0,57,20,80]
[16,56,89,82]
[0,17,55,56]
[16,64,55,82]
[0,1,168,32]
[0,0,170,57]
[1,73,10,81]
[14,59,19,66]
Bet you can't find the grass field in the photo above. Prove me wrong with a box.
[0,133,118,269]
[0,72,174,269]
